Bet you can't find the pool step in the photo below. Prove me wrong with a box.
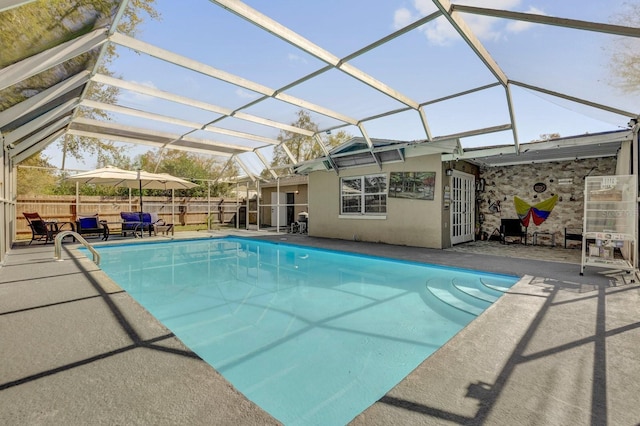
[480,277,514,293]
[426,278,489,316]
[452,277,502,303]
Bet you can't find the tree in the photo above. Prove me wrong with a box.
[136,149,238,197]
[608,2,640,93]
[16,154,59,195]
[0,0,161,168]
[267,110,352,177]
[60,0,161,168]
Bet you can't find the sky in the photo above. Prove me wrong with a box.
[43,0,637,174]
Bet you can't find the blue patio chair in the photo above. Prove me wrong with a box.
[120,212,156,237]
[76,214,109,240]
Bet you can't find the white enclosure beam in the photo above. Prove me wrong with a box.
[110,33,274,96]
[417,106,433,141]
[276,142,297,165]
[69,117,252,155]
[67,128,235,158]
[504,85,520,153]
[433,123,513,142]
[209,0,421,109]
[511,80,637,118]
[92,73,315,136]
[80,99,278,146]
[109,32,359,125]
[253,150,277,179]
[13,128,65,164]
[4,98,78,145]
[81,99,203,129]
[0,0,36,13]
[451,5,640,38]
[8,116,71,157]
[203,125,278,145]
[357,124,374,149]
[313,134,330,156]
[233,156,255,182]
[0,28,108,91]
[0,71,89,128]
[432,0,508,86]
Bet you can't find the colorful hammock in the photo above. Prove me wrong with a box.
[514,194,559,227]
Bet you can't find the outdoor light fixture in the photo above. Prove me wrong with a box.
[628,118,638,128]
[445,168,453,176]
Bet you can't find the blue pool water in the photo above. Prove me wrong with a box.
[90,237,518,425]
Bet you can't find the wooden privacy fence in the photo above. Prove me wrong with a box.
[16,195,241,239]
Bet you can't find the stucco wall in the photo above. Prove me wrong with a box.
[260,184,308,226]
[306,148,622,249]
[308,155,443,248]
[478,157,617,245]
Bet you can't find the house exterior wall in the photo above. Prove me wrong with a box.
[260,183,309,226]
[308,154,444,248]
[306,146,622,249]
[478,157,617,245]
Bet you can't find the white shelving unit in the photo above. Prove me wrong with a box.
[581,175,637,275]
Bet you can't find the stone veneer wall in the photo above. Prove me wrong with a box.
[477,157,617,246]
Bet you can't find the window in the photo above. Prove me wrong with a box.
[340,174,387,215]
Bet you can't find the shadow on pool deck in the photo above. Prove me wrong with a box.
[1,231,639,425]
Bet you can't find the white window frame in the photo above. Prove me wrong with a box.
[339,174,387,217]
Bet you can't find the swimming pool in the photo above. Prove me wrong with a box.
[92,237,518,425]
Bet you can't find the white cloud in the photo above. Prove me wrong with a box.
[235,88,258,99]
[394,0,540,45]
[506,6,546,33]
[287,53,308,64]
[424,17,459,46]
[393,7,414,30]
[464,14,503,42]
[414,0,438,15]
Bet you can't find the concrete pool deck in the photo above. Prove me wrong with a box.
[1,231,639,425]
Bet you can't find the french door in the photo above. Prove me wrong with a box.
[450,171,475,245]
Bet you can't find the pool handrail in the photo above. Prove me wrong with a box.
[54,231,100,266]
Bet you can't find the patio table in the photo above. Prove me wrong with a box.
[154,223,174,236]
[46,220,76,241]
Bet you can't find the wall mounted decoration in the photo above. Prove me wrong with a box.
[514,195,559,226]
[389,172,436,200]
[533,182,547,193]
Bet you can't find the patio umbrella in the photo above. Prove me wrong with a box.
[67,166,198,220]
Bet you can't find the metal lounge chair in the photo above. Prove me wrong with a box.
[23,212,55,244]
[23,212,75,244]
